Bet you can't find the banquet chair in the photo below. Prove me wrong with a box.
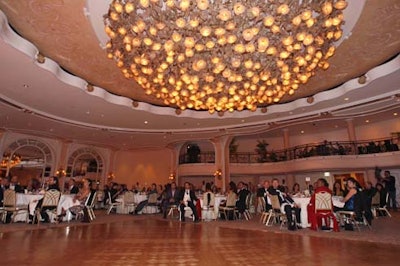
[337,210,371,231]
[142,193,159,214]
[259,197,270,224]
[166,204,179,219]
[218,200,238,220]
[242,193,253,221]
[123,191,137,214]
[106,192,122,215]
[2,189,29,223]
[371,193,391,218]
[310,191,339,232]
[202,192,215,221]
[265,195,286,228]
[85,191,97,220]
[258,196,266,218]
[34,189,61,226]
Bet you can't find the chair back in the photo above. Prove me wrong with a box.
[42,189,61,208]
[245,193,252,209]
[203,192,215,207]
[3,189,16,207]
[258,197,266,212]
[269,195,281,211]
[371,191,380,206]
[315,191,333,211]
[226,192,237,207]
[124,191,135,204]
[148,193,158,204]
[85,191,97,207]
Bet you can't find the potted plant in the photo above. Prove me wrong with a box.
[255,140,269,163]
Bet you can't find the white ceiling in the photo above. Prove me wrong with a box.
[0,1,400,150]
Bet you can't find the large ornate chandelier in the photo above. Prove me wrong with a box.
[0,153,21,168]
[104,0,347,113]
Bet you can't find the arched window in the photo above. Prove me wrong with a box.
[66,148,103,183]
[0,139,53,185]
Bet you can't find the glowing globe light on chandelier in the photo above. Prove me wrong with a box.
[104,0,347,113]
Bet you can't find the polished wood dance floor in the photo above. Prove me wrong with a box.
[1,215,399,266]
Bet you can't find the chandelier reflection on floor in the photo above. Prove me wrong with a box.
[104,0,347,113]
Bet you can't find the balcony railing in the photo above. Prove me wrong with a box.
[178,137,399,164]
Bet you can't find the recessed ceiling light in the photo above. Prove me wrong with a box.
[300,130,304,134]
[144,120,148,124]
[344,97,349,101]
[86,111,90,115]
[365,119,369,123]
[394,112,398,116]
[241,119,245,123]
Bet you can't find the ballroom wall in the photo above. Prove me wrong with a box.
[112,149,172,189]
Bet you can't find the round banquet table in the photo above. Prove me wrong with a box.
[14,193,44,222]
[292,196,311,228]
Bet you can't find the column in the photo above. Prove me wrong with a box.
[211,136,231,193]
[57,140,70,192]
[346,118,357,154]
[346,118,357,142]
[282,128,290,160]
[167,143,182,185]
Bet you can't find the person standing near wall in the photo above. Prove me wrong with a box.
[383,171,397,211]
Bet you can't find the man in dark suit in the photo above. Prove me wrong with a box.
[9,175,24,193]
[0,177,9,207]
[258,180,272,212]
[268,178,301,231]
[178,182,199,222]
[236,181,250,215]
[162,182,180,218]
[69,179,79,194]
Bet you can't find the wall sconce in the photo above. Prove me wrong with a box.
[56,167,66,177]
[168,173,175,180]
[107,172,115,180]
[214,169,222,180]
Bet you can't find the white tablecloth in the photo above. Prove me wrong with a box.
[332,196,345,208]
[292,197,311,228]
[199,195,226,219]
[57,194,81,215]
[116,193,148,214]
[13,194,80,222]
[14,194,44,222]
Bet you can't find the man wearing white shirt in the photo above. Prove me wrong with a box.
[179,182,199,222]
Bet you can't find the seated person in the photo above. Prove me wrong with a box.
[307,178,337,230]
[134,183,158,214]
[291,183,301,196]
[220,182,238,220]
[178,182,199,222]
[375,183,387,208]
[9,175,24,193]
[58,179,91,223]
[69,179,79,194]
[268,178,301,231]
[332,181,345,197]
[340,177,372,225]
[38,176,60,223]
[162,182,180,218]
[235,181,250,215]
[260,180,272,212]
[203,183,215,208]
